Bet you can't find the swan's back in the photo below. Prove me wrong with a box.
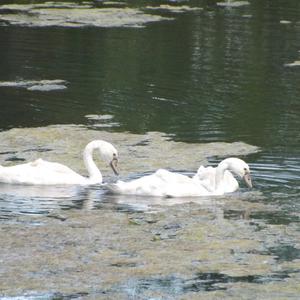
[0,159,85,185]
[107,168,210,197]
[109,170,167,196]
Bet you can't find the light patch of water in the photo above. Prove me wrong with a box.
[280,20,292,25]
[35,2,92,9]
[217,1,250,7]
[0,3,173,28]
[145,5,203,13]
[285,60,300,67]
[85,114,114,121]
[27,84,67,91]
[0,80,67,91]
[102,1,127,7]
[85,114,120,128]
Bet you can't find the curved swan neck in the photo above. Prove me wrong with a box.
[83,142,102,182]
[215,160,228,189]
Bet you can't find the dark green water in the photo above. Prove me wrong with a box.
[0,1,298,146]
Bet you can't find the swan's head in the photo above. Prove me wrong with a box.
[109,152,119,176]
[223,158,252,188]
[100,142,119,176]
[89,140,119,175]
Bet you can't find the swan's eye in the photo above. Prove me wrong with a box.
[244,167,250,174]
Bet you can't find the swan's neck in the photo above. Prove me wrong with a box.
[83,143,102,183]
[215,161,228,190]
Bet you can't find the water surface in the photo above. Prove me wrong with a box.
[0,0,299,299]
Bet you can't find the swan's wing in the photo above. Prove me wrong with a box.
[155,169,193,184]
[107,169,211,197]
[193,166,215,180]
[192,166,217,192]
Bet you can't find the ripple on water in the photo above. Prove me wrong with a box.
[248,153,300,218]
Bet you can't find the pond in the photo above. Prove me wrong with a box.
[0,0,299,299]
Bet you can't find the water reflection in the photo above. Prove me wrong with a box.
[0,184,82,219]
[0,182,219,219]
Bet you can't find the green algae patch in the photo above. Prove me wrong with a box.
[1,204,299,299]
[217,1,250,7]
[145,5,203,13]
[0,125,259,180]
[0,79,67,91]
[0,3,173,28]
[285,60,300,67]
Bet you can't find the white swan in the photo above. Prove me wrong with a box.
[107,157,252,197]
[0,140,118,185]
[192,157,252,194]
